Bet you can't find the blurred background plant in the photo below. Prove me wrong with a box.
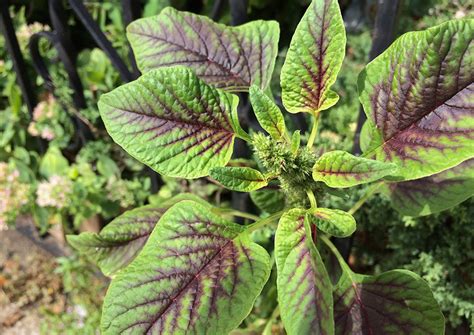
[0,0,472,333]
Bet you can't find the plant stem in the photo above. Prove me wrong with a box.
[348,182,384,215]
[306,112,320,149]
[211,208,260,221]
[306,189,317,209]
[263,306,280,335]
[320,234,351,273]
[246,210,285,233]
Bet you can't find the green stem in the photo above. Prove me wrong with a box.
[306,189,317,209]
[246,210,285,233]
[320,234,351,273]
[263,306,280,335]
[306,112,320,149]
[348,182,384,215]
[211,208,261,221]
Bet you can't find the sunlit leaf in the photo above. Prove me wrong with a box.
[281,0,346,114]
[308,208,356,238]
[67,194,205,276]
[313,150,397,188]
[101,200,271,334]
[99,67,238,179]
[128,7,279,91]
[275,209,334,334]
[249,86,287,140]
[359,19,474,180]
[210,166,267,192]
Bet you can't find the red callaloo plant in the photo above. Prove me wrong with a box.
[68,0,473,334]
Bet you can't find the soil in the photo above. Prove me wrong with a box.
[0,217,67,334]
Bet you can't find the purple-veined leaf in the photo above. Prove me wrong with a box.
[99,66,239,179]
[334,269,444,335]
[281,0,346,114]
[275,209,334,334]
[359,19,474,181]
[308,207,356,238]
[66,194,204,276]
[384,158,474,217]
[127,7,279,91]
[101,200,271,334]
[313,150,397,188]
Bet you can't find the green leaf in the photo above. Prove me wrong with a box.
[101,200,271,334]
[249,86,287,140]
[334,269,444,334]
[250,188,286,213]
[210,166,267,192]
[97,156,120,178]
[67,194,204,276]
[275,209,334,334]
[308,208,356,238]
[290,130,301,155]
[313,150,397,188]
[281,0,346,114]
[99,67,238,179]
[384,158,474,217]
[39,146,69,178]
[359,19,474,181]
[127,7,279,91]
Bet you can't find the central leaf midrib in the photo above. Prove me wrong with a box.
[109,105,234,135]
[143,232,244,333]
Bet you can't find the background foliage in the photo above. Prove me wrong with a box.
[0,0,472,333]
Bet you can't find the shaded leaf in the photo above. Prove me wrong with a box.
[127,7,279,91]
[101,200,271,334]
[313,150,397,188]
[334,269,444,335]
[359,19,474,180]
[39,146,69,178]
[250,188,285,213]
[210,166,267,192]
[99,67,238,179]
[67,194,205,276]
[281,0,346,114]
[249,86,287,139]
[275,209,334,334]
[384,158,474,217]
[309,208,356,238]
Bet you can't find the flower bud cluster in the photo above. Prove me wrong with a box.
[0,163,31,230]
[36,175,73,209]
[252,133,323,206]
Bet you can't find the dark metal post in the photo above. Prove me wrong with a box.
[352,0,401,155]
[229,0,248,25]
[335,0,401,261]
[68,0,134,82]
[121,0,141,79]
[0,1,37,115]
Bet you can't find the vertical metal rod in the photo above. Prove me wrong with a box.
[121,0,141,79]
[352,0,401,155]
[335,0,402,262]
[211,0,226,21]
[68,0,134,82]
[0,0,37,115]
[229,0,248,26]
